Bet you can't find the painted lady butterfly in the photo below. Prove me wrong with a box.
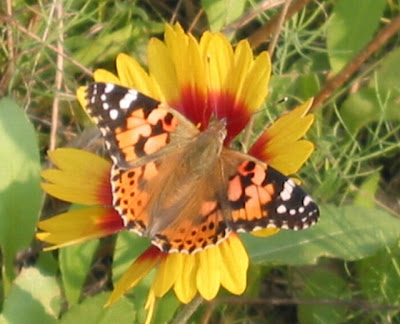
[85,83,319,254]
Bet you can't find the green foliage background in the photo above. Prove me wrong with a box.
[1,0,400,323]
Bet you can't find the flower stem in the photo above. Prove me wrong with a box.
[171,295,204,324]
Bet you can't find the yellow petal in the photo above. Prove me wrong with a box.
[250,98,315,174]
[164,24,189,86]
[203,32,234,93]
[196,246,221,300]
[226,40,252,102]
[151,252,182,298]
[76,86,87,111]
[251,228,280,238]
[115,53,161,99]
[262,99,315,173]
[265,99,314,143]
[93,69,121,84]
[267,140,315,174]
[147,38,180,104]
[37,207,122,249]
[106,247,165,306]
[241,51,271,112]
[174,253,198,304]
[144,290,156,324]
[41,148,111,205]
[219,235,249,294]
[187,34,207,93]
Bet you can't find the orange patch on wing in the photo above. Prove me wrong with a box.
[258,183,274,205]
[116,124,152,148]
[200,201,218,216]
[229,160,278,225]
[227,176,243,201]
[143,133,169,155]
[112,162,160,233]
[126,115,147,128]
[147,107,168,124]
[122,146,137,162]
[244,186,263,220]
[143,161,158,179]
[250,164,266,185]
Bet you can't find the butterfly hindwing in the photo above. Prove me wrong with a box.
[151,199,231,254]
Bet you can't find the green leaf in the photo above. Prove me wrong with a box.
[59,240,100,305]
[60,293,135,324]
[1,268,61,324]
[354,172,380,208]
[112,232,153,322]
[339,87,400,135]
[373,47,400,92]
[152,291,180,324]
[296,268,350,323]
[244,204,400,265]
[112,231,151,283]
[201,0,246,32]
[327,0,386,72]
[339,48,400,134]
[0,98,41,293]
[357,244,400,306]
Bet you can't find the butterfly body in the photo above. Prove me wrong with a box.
[86,83,319,254]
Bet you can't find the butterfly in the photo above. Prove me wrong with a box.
[85,83,319,254]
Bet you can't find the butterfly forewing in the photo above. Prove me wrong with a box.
[222,151,319,232]
[85,83,197,168]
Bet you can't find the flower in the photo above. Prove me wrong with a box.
[38,24,315,323]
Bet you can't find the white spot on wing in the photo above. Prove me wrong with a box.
[277,204,287,214]
[104,83,115,93]
[110,155,118,164]
[103,103,109,110]
[303,195,313,206]
[280,180,295,201]
[280,191,291,201]
[100,94,107,101]
[109,109,119,120]
[120,90,138,109]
